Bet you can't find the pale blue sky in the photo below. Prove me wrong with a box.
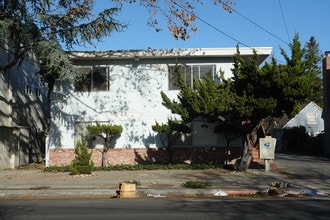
[73,0,330,62]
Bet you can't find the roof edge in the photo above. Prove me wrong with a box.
[68,47,273,60]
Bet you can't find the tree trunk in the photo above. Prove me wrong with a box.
[225,141,230,167]
[238,117,275,171]
[238,122,262,171]
[101,147,109,167]
[238,133,253,171]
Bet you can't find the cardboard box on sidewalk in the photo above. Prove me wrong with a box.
[119,183,136,198]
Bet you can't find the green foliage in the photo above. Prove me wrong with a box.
[161,68,235,123]
[152,118,190,148]
[160,35,323,171]
[44,163,223,172]
[87,123,123,167]
[182,181,212,189]
[87,123,123,139]
[276,34,323,116]
[70,136,94,175]
[87,123,123,150]
[283,127,324,154]
[123,180,141,186]
[43,166,71,172]
[0,0,126,91]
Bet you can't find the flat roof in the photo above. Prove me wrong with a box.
[68,47,273,61]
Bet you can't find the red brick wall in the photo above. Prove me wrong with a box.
[48,147,245,167]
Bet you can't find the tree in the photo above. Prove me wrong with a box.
[0,0,127,92]
[0,0,234,81]
[214,117,241,167]
[161,35,323,171]
[70,136,94,175]
[87,123,123,167]
[152,118,191,163]
[223,35,322,170]
[112,0,234,40]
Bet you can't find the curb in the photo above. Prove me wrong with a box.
[0,188,265,200]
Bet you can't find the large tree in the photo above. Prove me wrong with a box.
[0,0,127,92]
[112,0,234,40]
[161,35,323,171]
[1,0,234,89]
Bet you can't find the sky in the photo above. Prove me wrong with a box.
[72,0,330,63]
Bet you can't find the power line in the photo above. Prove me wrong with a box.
[172,1,279,58]
[171,1,289,62]
[278,0,291,43]
[172,1,266,53]
[220,1,289,46]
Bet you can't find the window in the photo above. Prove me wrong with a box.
[169,64,217,90]
[74,66,108,92]
[307,113,317,124]
[35,88,41,97]
[25,85,32,95]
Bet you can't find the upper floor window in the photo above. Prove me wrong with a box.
[25,85,32,95]
[168,64,217,90]
[74,66,108,92]
[307,113,318,124]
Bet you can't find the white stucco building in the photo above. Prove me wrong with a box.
[47,47,272,166]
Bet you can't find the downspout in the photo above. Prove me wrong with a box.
[45,135,49,167]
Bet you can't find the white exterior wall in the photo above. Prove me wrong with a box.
[48,47,272,150]
[283,102,324,136]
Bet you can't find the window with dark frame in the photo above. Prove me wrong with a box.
[74,66,109,92]
[25,84,32,95]
[168,64,217,90]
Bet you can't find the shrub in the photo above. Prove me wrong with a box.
[182,181,212,189]
[123,180,141,186]
[44,163,223,172]
[70,136,94,175]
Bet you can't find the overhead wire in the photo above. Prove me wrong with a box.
[220,1,290,46]
[171,1,269,56]
[172,0,289,62]
[278,0,291,43]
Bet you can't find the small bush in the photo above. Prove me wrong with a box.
[43,166,70,172]
[70,136,94,175]
[123,180,141,186]
[44,163,223,172]
[182,181,212,189]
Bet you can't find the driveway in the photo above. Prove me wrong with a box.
[274,153,330,193]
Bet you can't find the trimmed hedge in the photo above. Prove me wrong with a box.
[44,163,223,172]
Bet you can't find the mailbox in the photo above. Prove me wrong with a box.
[259,136,276,159]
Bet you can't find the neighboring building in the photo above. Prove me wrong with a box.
[0,42,49,169]
[272,102,324,152]
[323,51,330,155]
[283,102,324,137]
[46,47,272,167]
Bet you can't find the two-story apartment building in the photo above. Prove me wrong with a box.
[46,47,272,167]
[0,42,48,169]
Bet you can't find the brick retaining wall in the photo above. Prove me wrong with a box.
[48,146,262,167]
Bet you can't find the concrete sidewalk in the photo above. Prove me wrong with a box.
[0,154,329,199]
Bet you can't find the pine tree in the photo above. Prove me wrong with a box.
[160,36,323,171]
[70,136,94,175]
